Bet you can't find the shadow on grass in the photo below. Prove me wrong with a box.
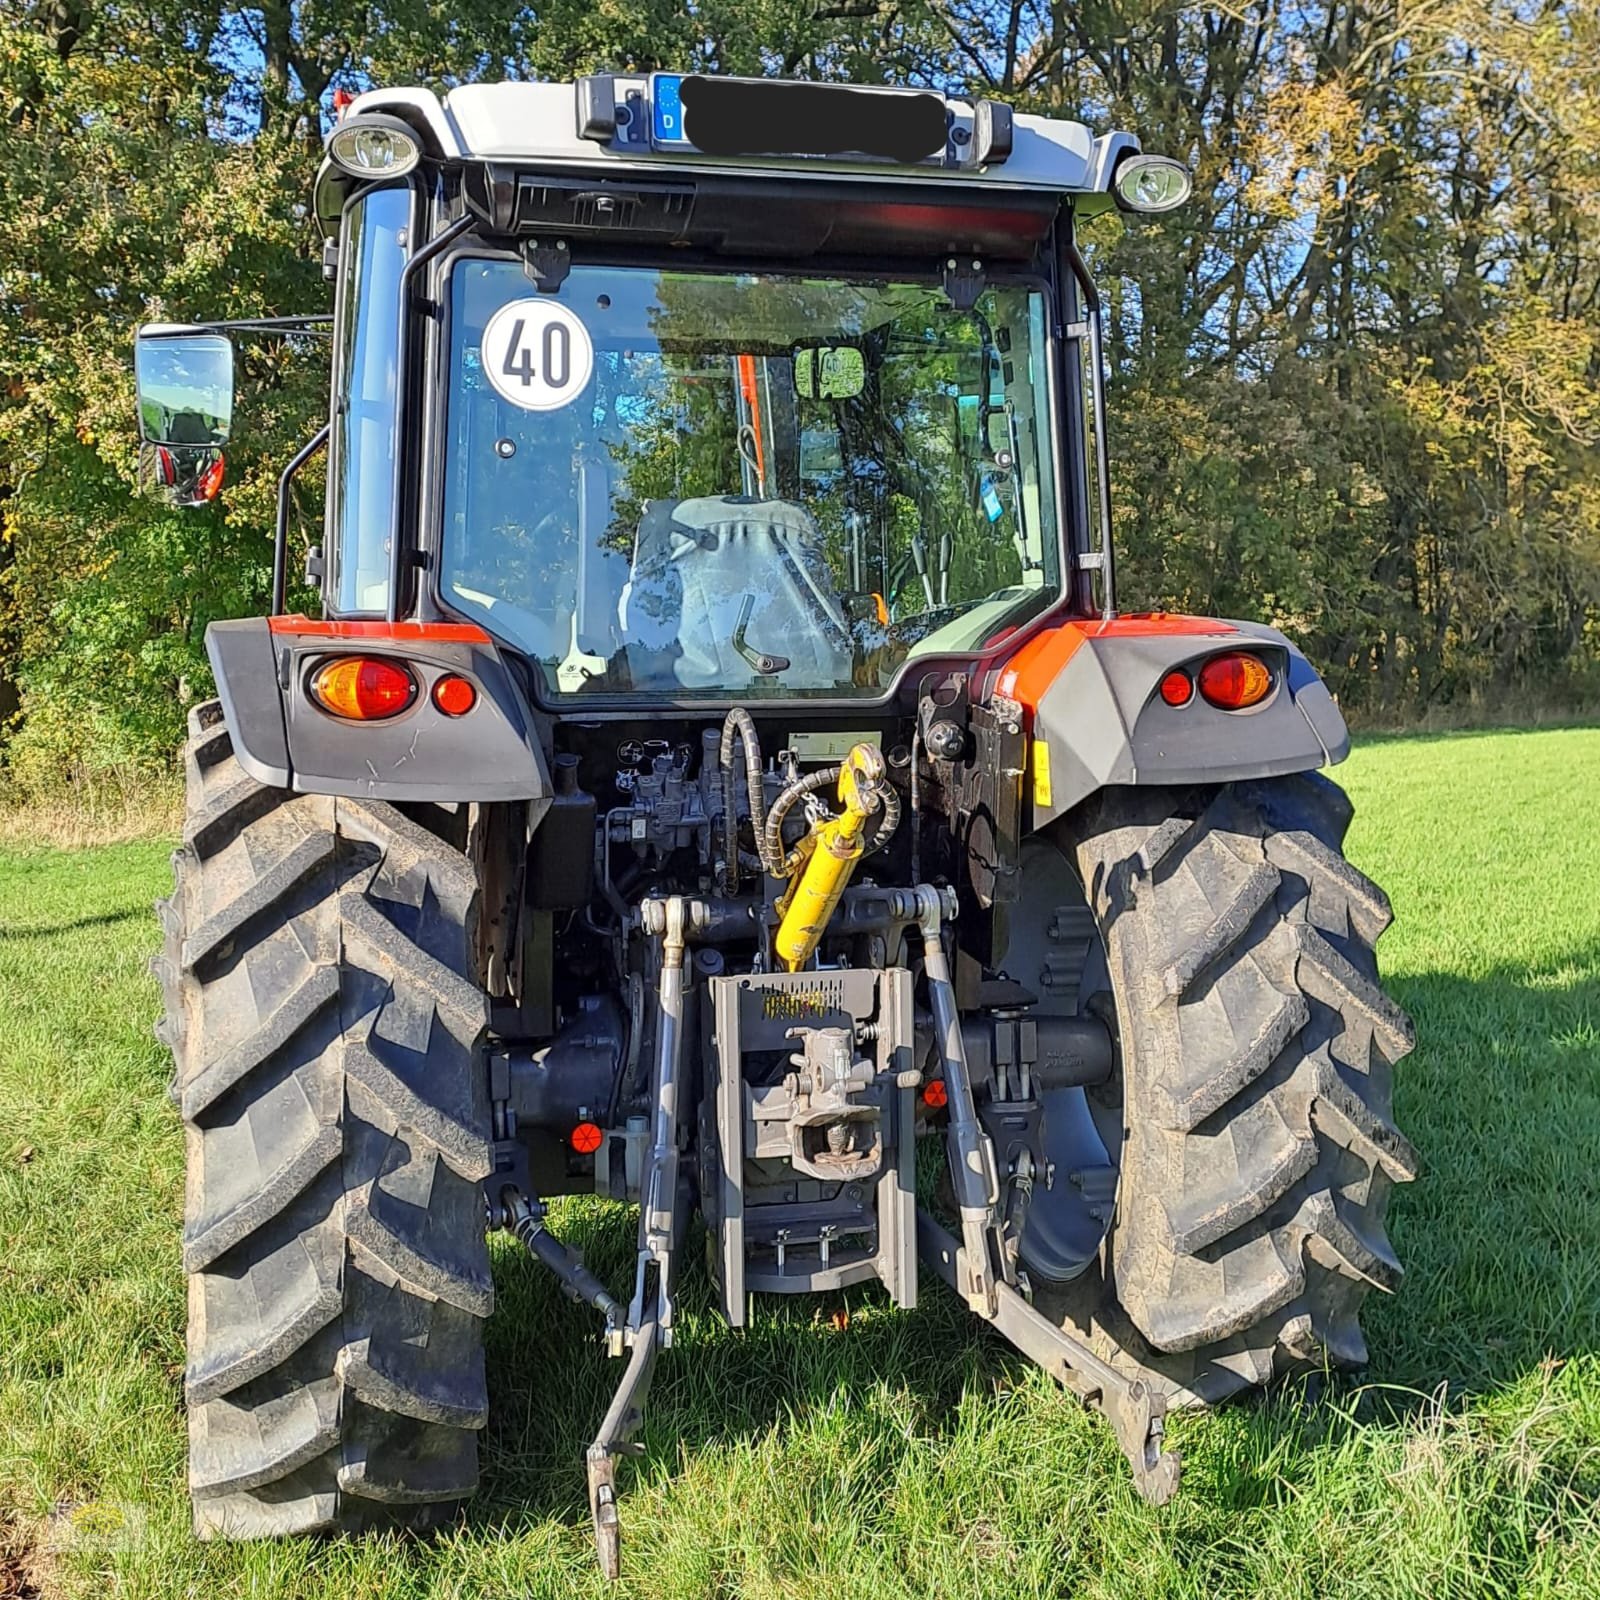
[458,947,1600,1541]
[1368,953,1600,1389]
[0,906,150,940]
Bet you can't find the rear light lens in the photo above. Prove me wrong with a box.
[1159,669,1193,707]
[197,453,225,502]
[570,1121,603,1154]
[922,1079,948,1109]
[432,673,477,716]
[1198,651,1273,710]
[310,656,416,720]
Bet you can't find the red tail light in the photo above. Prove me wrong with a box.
[310,657,416,720]
[1159,669,1193,707]
[432,674,477,716]
[1198,652,1272,710]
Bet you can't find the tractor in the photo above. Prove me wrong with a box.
[138,73,1416,1578]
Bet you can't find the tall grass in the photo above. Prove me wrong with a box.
[0,769,180,850]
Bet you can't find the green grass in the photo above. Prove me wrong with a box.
[3,729,1599,1598]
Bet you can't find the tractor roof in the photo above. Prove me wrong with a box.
[314,76,1140,232]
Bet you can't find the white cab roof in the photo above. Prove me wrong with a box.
[332,79,1137,198]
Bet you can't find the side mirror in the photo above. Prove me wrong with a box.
[985,407,1012,463]
[794,346,865,402]
[140,442,226,508]
[135,326,234,448]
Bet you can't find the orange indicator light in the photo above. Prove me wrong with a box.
[1198,652,1272,710]
[309,656,416,720]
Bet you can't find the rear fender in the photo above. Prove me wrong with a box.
[992,615,1347,828]
[206,616,551,804]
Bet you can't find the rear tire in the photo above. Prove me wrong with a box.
[1035,773,1417,1405]
[155,702,493,1535]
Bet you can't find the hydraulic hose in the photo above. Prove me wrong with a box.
[764,765,840,876]
[763,765,901,877]
[874,778,902,855]
[718,708,767,893]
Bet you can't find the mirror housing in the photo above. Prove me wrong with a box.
[794,346,865,401]
[135,326,235,448]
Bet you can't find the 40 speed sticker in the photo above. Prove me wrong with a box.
[481,298,594,411]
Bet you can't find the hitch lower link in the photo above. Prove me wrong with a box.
[487,895,688,1581]
[585,893,690,1580]
[910,886,1182,1507]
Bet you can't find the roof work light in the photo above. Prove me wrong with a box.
[1113,153,1192,214]
[326,113,422,178]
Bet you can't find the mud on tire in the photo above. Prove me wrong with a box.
[1044,773,1417,1405]
[154,702,493,1535]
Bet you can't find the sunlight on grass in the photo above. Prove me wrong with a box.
[1,731,1597,1598]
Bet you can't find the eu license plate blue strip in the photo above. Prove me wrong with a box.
[651,75,691,147]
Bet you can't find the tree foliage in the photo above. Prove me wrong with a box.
[2,0,1597,789]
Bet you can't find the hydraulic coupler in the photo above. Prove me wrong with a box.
[774,743,893,970]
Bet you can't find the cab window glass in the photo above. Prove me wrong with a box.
[440,263,1061,697]
[330,186,410,612]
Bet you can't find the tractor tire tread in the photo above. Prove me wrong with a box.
[1052,770,1415,1392]
[158,701,491,1537]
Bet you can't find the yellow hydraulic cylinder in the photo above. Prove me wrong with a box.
[775,744,887,972]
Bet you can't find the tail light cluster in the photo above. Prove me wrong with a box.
[308,656,477,721]
[1159,650,1274,712]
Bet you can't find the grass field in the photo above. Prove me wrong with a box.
[2,728,1598,1599]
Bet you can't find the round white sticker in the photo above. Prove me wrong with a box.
[481,298,594,411]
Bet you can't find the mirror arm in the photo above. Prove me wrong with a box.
[273,422,332,615]
[169,315,333,340]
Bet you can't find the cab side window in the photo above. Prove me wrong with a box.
[328,186,411,613]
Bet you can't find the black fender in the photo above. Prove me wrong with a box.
[992,615,1348,829]
[205,616,551,804]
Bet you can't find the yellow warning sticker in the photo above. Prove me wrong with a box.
[1032,739,1053,809]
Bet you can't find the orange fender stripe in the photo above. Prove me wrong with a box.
[269,615,492,643]
[995,613,1237,713]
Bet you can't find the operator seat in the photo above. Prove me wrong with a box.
[619,495,855,690]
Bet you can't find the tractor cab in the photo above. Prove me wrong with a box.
[138,73,1190,721]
